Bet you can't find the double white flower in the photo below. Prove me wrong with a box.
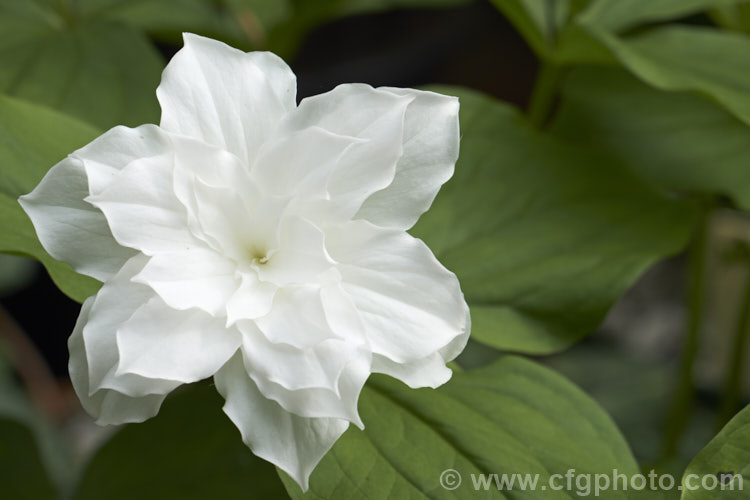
[20,34,469,489]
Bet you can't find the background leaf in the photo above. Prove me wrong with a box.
[680,404,750,498]
[280,356,641,499]
[0,0,164,129]
[584,25,750,127]
[552,67,750,210]
[73,382,289,500]
[411,86,696,354]
[0,94,101,302]
[577,0,749,33]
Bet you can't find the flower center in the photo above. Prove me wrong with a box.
[248,245,271,266]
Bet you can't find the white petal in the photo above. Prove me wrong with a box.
[82,254,177,396]
[283,84,412,220]
[19,156,136,281]
[239,322,369,426]
[256,217,334,286]
[215,353,350,491]
[157,33,296,164]
[18,124,169,281]
[255,285,341,348]
[133,248,238,316]
[86,149,202,255]
[370,352,452,389]
[115,296,241,383]
[251,125,362,199]
[69,298,169,426]
[327,220,470,364]
[357,88,460,230]
[225,272,277,325]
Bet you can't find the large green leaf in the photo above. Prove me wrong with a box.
[280,356,641,499]
[577,0,750,32]
[0,0,163,129]
[580,24,750,127]
[0,94,101,302]
[680,405,750,498]
[73,383,288,500]
[410,86,696,354]
[552,67,750,210]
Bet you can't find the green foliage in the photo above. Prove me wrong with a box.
[680,404,750,498]
[280,356,641,499]
[577,0,749,32]
[0,0,164,129]
[590,26,750,127]
[0,94,101,302]
[73,382,288,500]
[412,86,696,354]
[553,67,750,210]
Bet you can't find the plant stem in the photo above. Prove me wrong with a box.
[527,62,561,129]
[661,206,711,459]
[716,265,750,430]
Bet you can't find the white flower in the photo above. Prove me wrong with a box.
[19,33,469,489]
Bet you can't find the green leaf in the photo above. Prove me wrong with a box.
[552,67,750,210]
[0,419,57,500]
[680,404,750,498]
[73,383,288,500]
[490,0,572,57]
[577,0,750,33]
[0,94,101,302]
[411,86,696,354]
[582,25,750,127]
[0,1,164,129]
[711,3,750,33]
[280,356,641,499]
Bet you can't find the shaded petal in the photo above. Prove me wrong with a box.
[19,156,135,281]
[157,33,296,164]
[133,247,238,316]
[255,285,341,348]
[257,217,334,286]
[69,298,170,426]
[326,220,470,363]
[371,352,452,389]
[225,271,277,325]
[18,124,170,280]
[239,321,369,426]
[282,84,412,220]
[82,254,176,396]
[86,149,203,255]
[251,125,362,199]
[357,88,460,230]
[215,353,350,491]
[115,296,241,383]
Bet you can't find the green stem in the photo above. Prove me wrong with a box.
[716,265,750,430]
[661,206,711,459]
[527,62,562,128]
